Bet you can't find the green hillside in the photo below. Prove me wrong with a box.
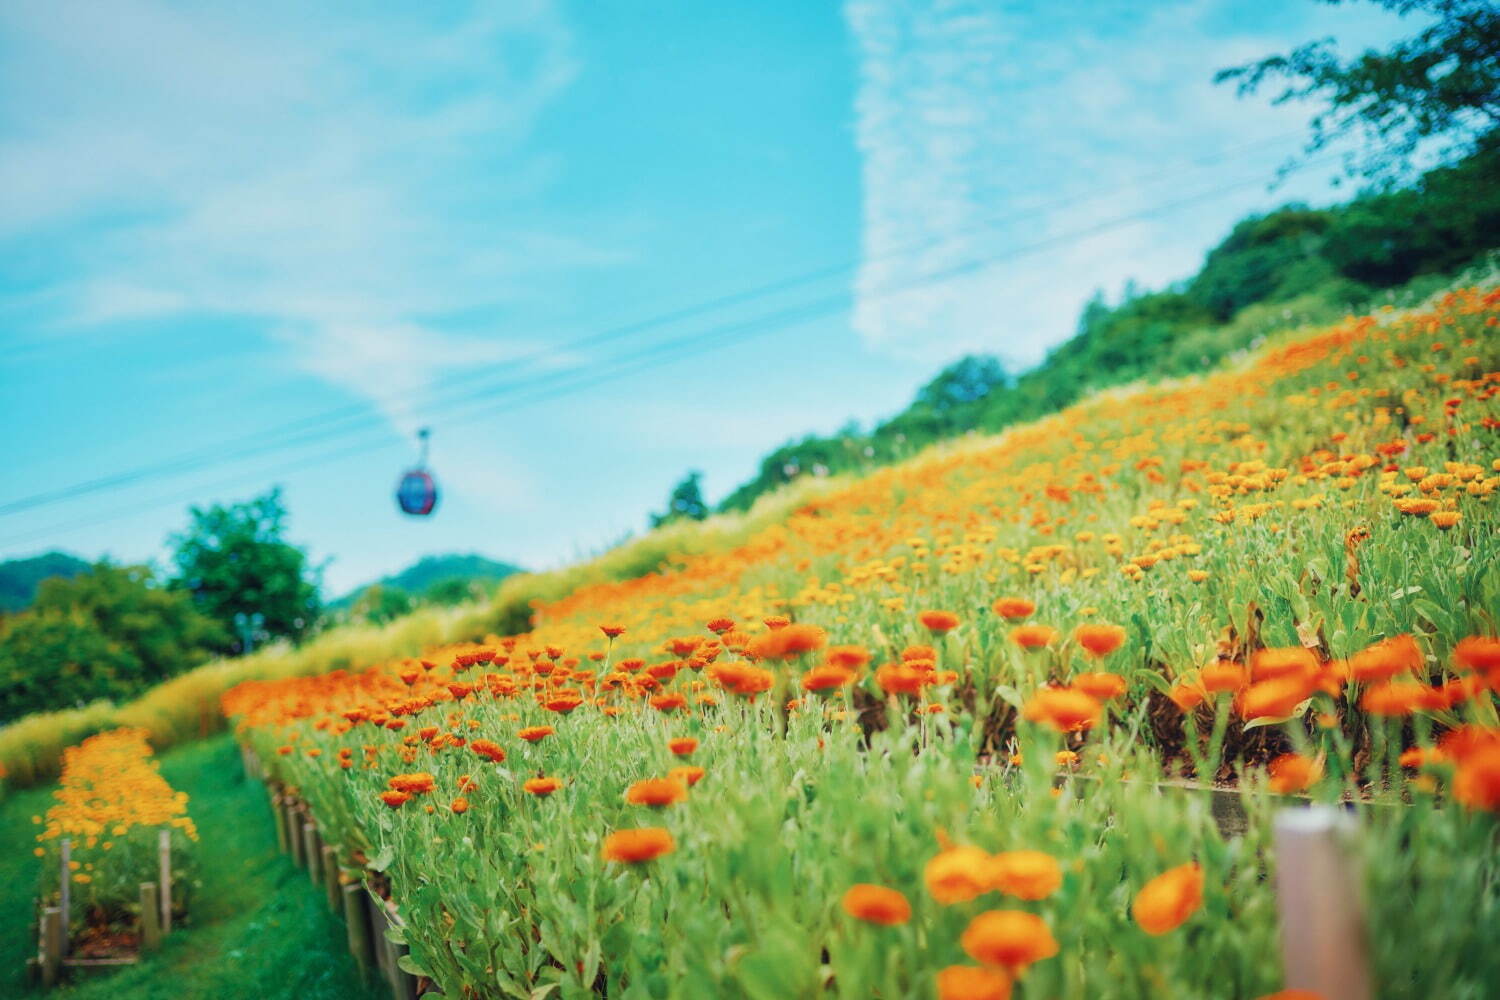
[331,553,523,610]
[0,552,90,614]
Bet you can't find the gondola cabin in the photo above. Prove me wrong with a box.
[396,428,439,516]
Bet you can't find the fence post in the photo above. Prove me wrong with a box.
[343,882,374,972]
[303,823,323,886]
[322,845,341,910]
[40,906,62,987]
[139,883,161,952]
[58,840,70,958]
[288,802,306,867]
[1274,806,1373,1000]
[270,792,289,854]
[158,828,173,935]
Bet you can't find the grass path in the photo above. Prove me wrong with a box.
[0,733,387,1000]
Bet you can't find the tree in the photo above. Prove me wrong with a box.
[1216,0,1500,181]
[0,563,227,722]
[651,471,709,528]
[169,488,322,653]
[349,583,413,626]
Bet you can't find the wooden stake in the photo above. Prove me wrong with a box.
[303,823,322,885]
[138,883,161,952]
[322,845,341,910]
[1274,807,1372,1000]
[342,882,373,972]
[58,840,70,958]
[270,792,289,853]
[158,829,172,935]
[288,803,306,867]
[40,906,62,988]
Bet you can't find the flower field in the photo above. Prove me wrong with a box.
[33,728,196,952]
[223,289,1500,999]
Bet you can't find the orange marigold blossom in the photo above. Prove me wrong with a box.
[1360,681,1442,716]
[1237,676,1314,720]
[991,597,1035,620]
[450,797,469,814]
[745,623,827,660]
[599,624,627,638]
[380,790,411,809]
[803,664,858,692]
[920,610,962,633]
[991,850,1062,900]
[388,772,436,794]
[668,765,705,787]
[1250,647,1319,683]
[959,910,1059,972]
[1453,746,1500,811]
[1132,862,1204,935]
[924,845,997,904]
[625,777,688,807]
[1072,671,1126,701]
[825,644,872,670]
[1200,660,1246,693]
[1010,624,1059,650]
[841,884,912,925]
[1454,636,1500,674]
[470,739,506,763]
[1267,753,1322,794]
[1348,634,1422,683]
[518,726,554,743]
[1022,686,1101,732]
[1074,623,1126,657]
[524,776,562,797]
[667,737,698,755]
[601,827,674,863]
[936,964,1013,1000]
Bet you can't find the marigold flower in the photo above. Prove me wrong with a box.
[1072,671,1126,701]
[1010,624,1059,650]
[1074,623,1126,657]
[1267,753,1322,794]
[936,964,1013,1000]
[1200,660,1246,693]
[803,664,858,692]
[1251,647,1319,683]
[667,737,698,756]
[669,765,705,787]
[470,739,506,763]
[991,597,1035,620]
[379,790,411,809]
[1132,862,1204,935]
[1169,681,1207,712]
[601,827,675,863]
[960,910,1058,972]
[524,776,561,797]
[920,610,962,633]
[1453,747,1500,811]
[825,645,872,670]
[1454,636,1500,674]
[925,845,996,904]
[388,772,436,795]
[1360,681,1442,716]
[1022,687,1101,732]
[1348,634,1423,683]
[841,884,912,925]
[876,662,932,697]
[625,778,688,807]
[705,617,736,634]
[450,797,469,814]
[518,726,554,743]
[649,692,687,712]
[1237,677,1314,720]
[991,850,1062,900]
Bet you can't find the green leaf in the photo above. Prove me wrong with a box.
[368,845,395,872]
[993,684,1024,710]
[397,954,431,977]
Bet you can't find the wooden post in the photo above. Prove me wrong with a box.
[138,883,161,952]
[322,845,341,910]
[342,883,374,972]
[270,792,289,853]
[303,823,322,886]
[288,803,306,867]
[158,828,172,935]
[58,839,71,958]
[1274,807,1372,1000]
[40,906,62,987]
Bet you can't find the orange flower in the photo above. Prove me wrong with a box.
[1237,677,1314,720]
[1454,747,1500,811]
[825,645,872,670]
[920,610,962,633]
[1074,623,1126,657]
[450,796,469,814]
[1454,636,1500,674]
[1348,634,1422,683]
[1022,687,1101,732]
[841,884,912,925]
[625,778,688,807]
[601,827,675,863]
[1250,647,1319,683]
[518,726,555,743]
[705,616,736,634]
[1010,625,1059,650]
[746,624,827,660]
[599,624,627,638]
[991,597,1035,620]
[650,692,687,712]
[991,850,1062,900]
[925,846,997,904]
[470,739,507,763]
[960,910,1058,972]
[1360,681,1442,716]
[668,765,705,787]
[936,965,1013,1000]
[524,776,561,797]
[1169,681,1207,712]
[1132,863,1204,935]
[803,664,857,692]
[1200,660,1246,693]
[667,737,698,756]
[379,790,410,809]
[1071,671,1126,701]
[1267,753,1322,794]
[388,772,436,795]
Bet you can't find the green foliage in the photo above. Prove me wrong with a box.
[651,470,710,527]
[0,551,89,614]
[330,552,521,613]
[0,564,226,724]
[348,583,414,626]
[1215,0,1500,181]
[169,488,321,652]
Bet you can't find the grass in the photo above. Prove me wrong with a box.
[0,734,386,1000]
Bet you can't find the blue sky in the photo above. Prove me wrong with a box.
[1,0,1419,594]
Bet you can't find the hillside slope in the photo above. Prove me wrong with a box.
[0,551,90,614]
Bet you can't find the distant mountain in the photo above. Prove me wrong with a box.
[333,553,523,609]
[0,551,92,613]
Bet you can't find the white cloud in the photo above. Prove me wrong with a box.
[0,0,616,464]
[842,0,1401,369]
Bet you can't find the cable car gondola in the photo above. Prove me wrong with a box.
[396,428,439,516]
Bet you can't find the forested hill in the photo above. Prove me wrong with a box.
[718,135,1500,513]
